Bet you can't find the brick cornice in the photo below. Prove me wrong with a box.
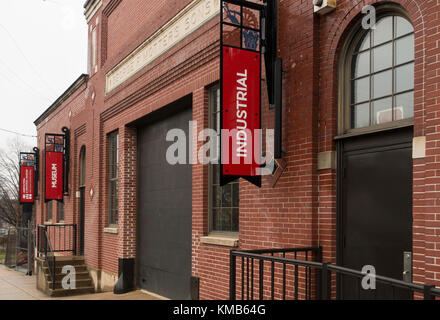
[102,0,121,17]
[100,40,219,123]
[84,0,103,22]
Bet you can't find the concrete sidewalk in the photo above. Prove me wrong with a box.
[0,265,159,300]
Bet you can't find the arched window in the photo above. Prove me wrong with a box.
[340,9,414,133]
[79,146,86,188]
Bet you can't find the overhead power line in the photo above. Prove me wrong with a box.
[0,128,37,138]
[0,22,57,95]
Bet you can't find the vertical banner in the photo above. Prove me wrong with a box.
[221,0,263,187]
[45,134,65,201]
[222,47,261,177]
[20,165,34,203]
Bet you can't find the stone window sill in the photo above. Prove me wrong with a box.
[104,227,118,234]
[200,235,239,248]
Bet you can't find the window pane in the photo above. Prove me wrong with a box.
[395,63,414,93]
[212,164,219,185]
[353,77,370,103]
[372,16,393,46]
[395,34,414,65]
[395,16,413,38]
[232,183,239,207]
[395,92,414,119]
[372,42,392,72]
[108,132,119,226]
[213,209,220,230]
[221,208,232,231]
[352,103,370,128]
[372,97,393,125]
[209,86,239,233]
[91,28,97,68]
[47,202,52,221]
[372,70,392,99]
[213,185,221,208]
[58,202,64,222]
[80,149,86,187]
[353,51,370,78]
[358,32,371,52]
[232,208,239,231]
[222,184,232,207]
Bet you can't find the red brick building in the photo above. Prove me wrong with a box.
[34,0,440,299]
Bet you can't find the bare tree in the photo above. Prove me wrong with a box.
[0,137,32,227]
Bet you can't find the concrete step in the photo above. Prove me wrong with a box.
[47,278,93,290]
[48,271,92,281]
[48,286,95,297]
[53,257,85,267]
[43,265,89,274]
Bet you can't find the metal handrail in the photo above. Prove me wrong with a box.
[37,224,77,256]
[230,247,322,300]
[230,247,440,300]
[43,230,56,290]
[36,224,77,291]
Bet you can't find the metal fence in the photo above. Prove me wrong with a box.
[2,225,34,275]
[0,231,7,265]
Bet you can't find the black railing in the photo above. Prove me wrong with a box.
[42,230,56,290]
[37,224,77,291]
[230,247,440,300]
[230,247,323,300]
[37,224,77,257]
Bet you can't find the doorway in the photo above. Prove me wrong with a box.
[136,98,192,300]
[79,146,86,256]
[338,127,413,299]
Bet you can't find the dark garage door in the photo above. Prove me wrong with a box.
[138,105,192,300]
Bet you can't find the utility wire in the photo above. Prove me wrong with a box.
[0,23,57,95]
[0,128,37,138]
[0,59,51,102]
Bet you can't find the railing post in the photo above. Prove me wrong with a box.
[424,285,435,300]
[230,250,236,300]
[52,255,55,290]
[44,227,47,257]
[259,259,264,300]
[73,224,77,256]
[321,262,329,300]
[315,246,323,300]
[36,226,40,257]
[317,246,323,262]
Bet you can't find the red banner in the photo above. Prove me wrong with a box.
[45,151,63,201]
[20,166,34,203]
[222,47,261,177]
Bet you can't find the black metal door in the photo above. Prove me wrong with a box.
[137,106,192,300]
[79,186,85,256]
[339,127,413,299]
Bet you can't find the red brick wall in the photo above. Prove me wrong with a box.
[34,0,440,299]
[105,0,192,66]
[315,0,440,292]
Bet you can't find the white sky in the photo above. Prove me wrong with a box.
[0,0,87,151]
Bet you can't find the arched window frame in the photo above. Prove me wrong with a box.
[338,4,414,136]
